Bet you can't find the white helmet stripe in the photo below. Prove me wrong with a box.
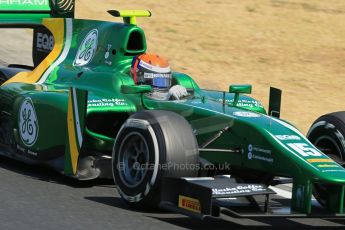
[139,60,171,73]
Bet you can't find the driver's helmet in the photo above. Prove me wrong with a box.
[130,53,172,89]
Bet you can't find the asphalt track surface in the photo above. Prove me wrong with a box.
[0,156,344,230]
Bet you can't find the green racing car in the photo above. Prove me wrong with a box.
[0,0,344,219]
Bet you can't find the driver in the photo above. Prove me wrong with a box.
[130,53,188,100]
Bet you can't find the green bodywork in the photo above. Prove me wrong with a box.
[0,3,344,215]
[0,0,74,18]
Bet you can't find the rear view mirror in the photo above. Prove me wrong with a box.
[229,84,252,106]
[229,84,252,94]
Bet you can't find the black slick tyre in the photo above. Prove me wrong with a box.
[112,110,199,208]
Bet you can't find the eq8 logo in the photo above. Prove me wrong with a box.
[74,29,98,67]
[36,32,54,52]
[18,98,39,147]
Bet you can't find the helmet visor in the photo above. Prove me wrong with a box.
[144,72,172,88]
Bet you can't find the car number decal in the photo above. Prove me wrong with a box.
[287,143,322,157]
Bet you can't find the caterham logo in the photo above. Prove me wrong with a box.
[18,98,39,147]
[74,29,98,66]
[0,0,48,6]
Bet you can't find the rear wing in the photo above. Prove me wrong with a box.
[0,0,75,19]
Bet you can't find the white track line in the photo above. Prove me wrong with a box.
[269,186,292,199]
[270,185,317,201]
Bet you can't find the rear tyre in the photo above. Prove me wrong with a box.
[307,111,345,206]
[112,110,199,208]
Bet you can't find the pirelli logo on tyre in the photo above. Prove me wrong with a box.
[178,195,201,213]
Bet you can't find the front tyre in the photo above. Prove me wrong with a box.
[307,111,345,206]
[112,110,199,208]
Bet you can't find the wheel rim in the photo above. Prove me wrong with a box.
[313,135,345,206]
[118,132,150,188]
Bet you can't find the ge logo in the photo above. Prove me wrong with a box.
[74,29,98,66]
[18,98,39,147]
